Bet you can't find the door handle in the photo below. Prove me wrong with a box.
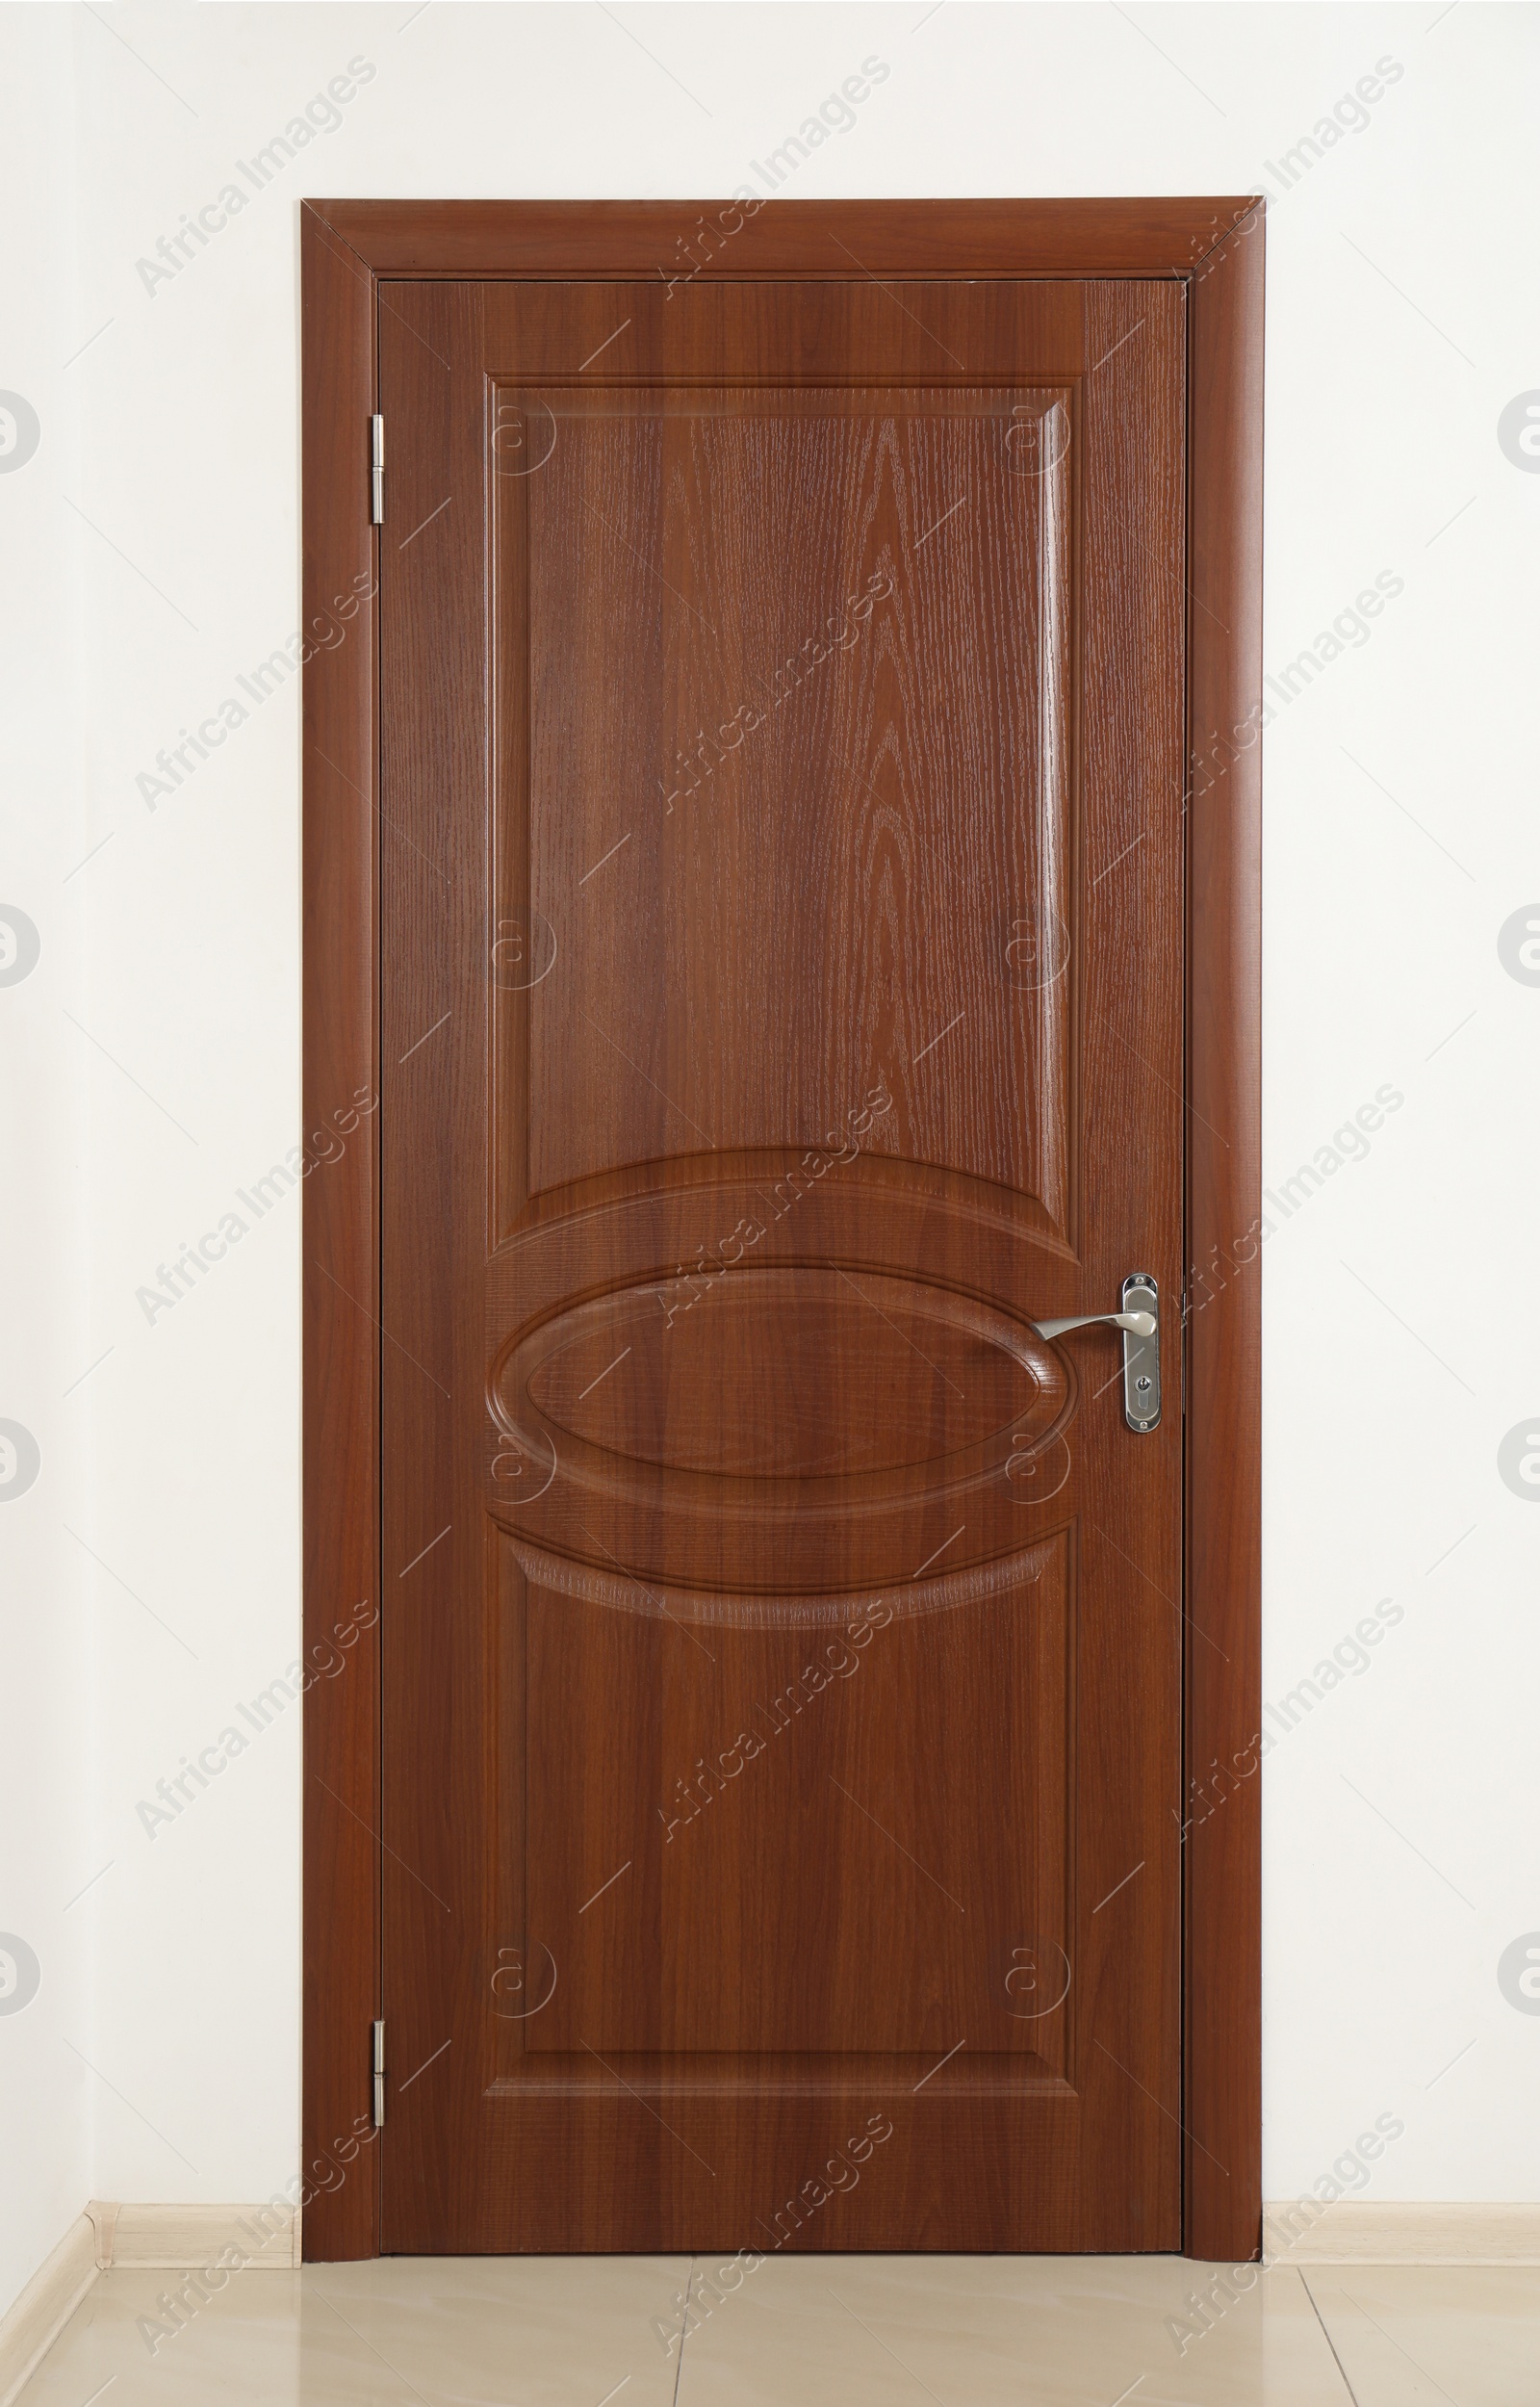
[1032,1307,1154,1340]
[1032,1275,1161,1434]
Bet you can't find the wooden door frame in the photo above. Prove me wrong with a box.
[300,197,1263,2265]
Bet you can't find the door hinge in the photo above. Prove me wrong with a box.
[370,415,385,525]
[372,2018,386,2125]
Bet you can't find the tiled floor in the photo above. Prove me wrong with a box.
[16,2252,1539,2404]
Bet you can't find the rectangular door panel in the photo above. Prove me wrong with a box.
[510,1533,1070,2065]
[500,382,1072,1229]
[380,274,1185,2251]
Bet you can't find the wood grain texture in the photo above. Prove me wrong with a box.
[378,272,1186,2251]
[308,196,1259,280]
[514,386,1071,1224]
[299,202,380,2261]
[300,197,1265,2267]
[1184,204,1265,2264]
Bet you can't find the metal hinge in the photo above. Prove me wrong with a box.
[372,2018,386,2125]
[370,416,385,525]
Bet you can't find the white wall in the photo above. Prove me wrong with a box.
[0,1,94,2318]
[3,0,1537,2304]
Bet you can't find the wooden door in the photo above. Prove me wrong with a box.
[378,272,1185,2252]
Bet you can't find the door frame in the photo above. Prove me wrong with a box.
[300,197,1263,2265]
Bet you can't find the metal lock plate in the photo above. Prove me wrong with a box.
[1120,1274,1160,1433]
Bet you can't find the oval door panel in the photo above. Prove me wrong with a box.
[487,1263,1074,1603]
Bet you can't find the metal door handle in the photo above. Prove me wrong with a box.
[1032,1275,1161,1434]
[1032,1307,1154,1339]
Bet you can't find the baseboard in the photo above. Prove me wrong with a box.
[87,2200,301,2271]
[0,2201,302,2405]
[0,2215,98,2407]
[1265,2200,1540,2265]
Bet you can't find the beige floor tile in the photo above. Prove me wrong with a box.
[15,2257,690,2406]
[309,2254,691,2403]
[1303,2265,1540,2407]
[674,2252,1353,2405]
[22,2252,1526,2407]
[19,2270,320,2406]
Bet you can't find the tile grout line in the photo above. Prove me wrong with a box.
[670,2254,694,2405]
[1334,2284,1464,2407]
[1298,2269,1364,2407]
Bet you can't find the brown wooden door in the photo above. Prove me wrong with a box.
[378,271,1185,2252]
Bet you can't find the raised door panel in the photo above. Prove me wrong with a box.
[497,385,1071,1227]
